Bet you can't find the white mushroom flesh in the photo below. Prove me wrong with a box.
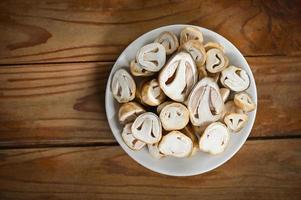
[159,103,189,131]
[234,92,256,112]
[141,79,166,106]
[155,31,179,55]
[159,52,198,102]
[187,77,224,127]
[180,27,203,45]
[220,88,230,102]
[118,102,145,124]
[159,131,193,157]
[224,113,248,132]
[122,123,146,150]
[205,48,229,73]
[111,69,136,103]
[130,59,154,77]
[221,66,250,92]
[148,143,164,159]
[199,122,229,154]
[180,40,206,67]
[136,43,166,72]
[132,112,162,144]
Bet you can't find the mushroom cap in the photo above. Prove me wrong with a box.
[131,112,162,144]
[155,31,179,55]
[220,88,230,102]
[199,122,230,154]
[159,102,189,131]
[130,59,155,77]
[205,48,229,73]
[204,42,224,52]
[187,77,224,127]
[159,51,198,102]
[224,113,248,132]
[122,123,146,150]
[111,69,136,103]
[136,43,166,72]
[180,27,203,45]
[182,125,199,156]
[234,92,256,112]
[180,40,206,67]
[118,102,145,125]
[141,79,166,106]
[220,65,250,92]
[158,130,193,157]
[148,143,165,159]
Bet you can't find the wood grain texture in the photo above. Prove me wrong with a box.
[0,56,300,147]
[0,0,300,64]
[0,139,300,200]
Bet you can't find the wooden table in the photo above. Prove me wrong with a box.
[0,0,300,199]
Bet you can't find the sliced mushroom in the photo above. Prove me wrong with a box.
[221,101,243,119]
[204,42,224,52]
[220,88,230,102]
[130,59,155,77]
[234,92,256,112]
[136,43,166,72]
[148,143,165,159]
[159,52,198,102]
[199,122,229,154]
[111,69,136,103]
[118,102,145,125]
[131,112,162,144]
[158,131,193,157]
[159,102,189,131]
[220,66,250,92]
[156,101,173,114]
[224,113,248,132]
[180,27,203,45]
[180,40,206,68]
[187,77,224,127]
[122,123,146,150]
[182,125,199,156]
[154,31,179,55]
[205,48,229,73]
[140,79,165,106]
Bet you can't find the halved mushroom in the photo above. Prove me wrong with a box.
[220,66,250,92]
[118,102,145,125]
[182,125,199,156]
[154,31,179,55]
[156,101,173,114]
[234,92,256,112]
[221,101,243,119]
[180,27,203,45]
[199,122,229,154]
[122,123,146,150]
[111,69,136,103]
[180,40,206,68]
[136,43,166,72]
[220,88,230,102]
[187,77,224,127]
[158,131,193,157]
[131,112,162,144]
[224,113,248,132]
[135,79,149,106]
[159,102,189,131]
[204,42,224,52]
[148,143,165,159]
[205,48,229,73]
[130,59,155,77]
[159,52,198,102]
[141,79,166,106]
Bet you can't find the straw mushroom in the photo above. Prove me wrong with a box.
[180,27,203,45]
[122,123,146,150]
[220,66,250,92]
[155,31,179,55]
[234,92,256,112]
[205,48,229,73]
[118,102,145,125]
[141,79,166,106]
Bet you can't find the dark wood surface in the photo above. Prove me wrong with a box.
[0,0,300,199]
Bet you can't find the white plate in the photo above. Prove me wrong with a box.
[105,25,257,176]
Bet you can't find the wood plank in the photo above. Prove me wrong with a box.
[0,56,300,147]
[0,139,300,200]
[0,0,300,64]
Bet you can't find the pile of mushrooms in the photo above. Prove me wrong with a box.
[111,27,256,158]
